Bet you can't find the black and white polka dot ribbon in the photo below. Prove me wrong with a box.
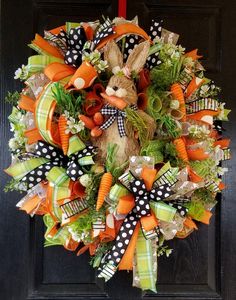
[98,178,174,281]
[45,19,114,67]
[93,18,114,46]
[64,27,87,67]
[146,19,163,70]
[44,27,87,67]
[168,198,189,217]
[21,141,96,189]
[99,105,127,137]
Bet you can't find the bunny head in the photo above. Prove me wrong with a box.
[104,40,150,105]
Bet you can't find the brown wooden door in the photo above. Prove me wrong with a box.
[1,0,236,299]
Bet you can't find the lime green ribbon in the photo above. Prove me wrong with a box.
[67,135,86,156]
[136,229,158,292]
[109,184,130,202]
[27,55,64,74]
[5,157,49,180]
[43,214,71,247]
[150,201,176,222]
[47,167,71,221]
[66,22,80,33]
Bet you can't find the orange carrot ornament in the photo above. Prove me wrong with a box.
[173,137,189,163]
[79,114,96,130]
[96,143,127,211]
[171,83,186,121]
[91,126,103,137]
[93,112,104,126]
[58,114,70,155]
[96,172,113,211]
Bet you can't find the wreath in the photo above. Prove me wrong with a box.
[4,17,231,292]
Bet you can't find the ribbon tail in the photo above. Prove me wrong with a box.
[117,115,126,137]
[118,222,140,270]
[136,229,158,292]
[98,211,139,281]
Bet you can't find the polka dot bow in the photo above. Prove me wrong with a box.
[98,177,188,281]
[21,141,97,189]
[45,19,114,68]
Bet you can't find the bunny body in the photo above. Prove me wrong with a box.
[93,39,156,164]
[94,120,140,164]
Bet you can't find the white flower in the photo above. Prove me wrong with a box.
[170,100,180,109]
[65,115,85,134]
[217,167,228,176]
[14,64,29,80]
[14,68,22,79]
[112,66,121,75]
[96,60,108,73]
[79,174,92,187]
[188,125,210,138]
[166,249,173,257]
[9,138,19,150]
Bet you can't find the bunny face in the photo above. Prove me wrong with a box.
[103,39,150,106]
[106,75,137,105]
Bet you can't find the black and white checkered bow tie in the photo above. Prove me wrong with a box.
[99,105,127,137]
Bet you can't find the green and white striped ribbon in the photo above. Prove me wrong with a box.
[154,162,179,187]
[27,55,64,74]
[150,201,176,222]
[46,167,71,221]
[78,156,94,166]
[67,135,86,156]
[109,184,129,202]
[98,261,117,281]
[5,157,49,180]
[8,107,21,124]
[136,229,157,292]
[46,166,69,187]
[43,214,70,246]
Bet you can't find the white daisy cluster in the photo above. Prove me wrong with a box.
[151,37,186,67]
[82,49,108,73]
[64,110,85,134]
[9,110,27,152]
[14,64,29,80]
[188,124,210,139]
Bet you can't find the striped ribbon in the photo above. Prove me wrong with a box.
[186,98,219,114]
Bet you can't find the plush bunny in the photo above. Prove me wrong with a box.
[93,39,156,164]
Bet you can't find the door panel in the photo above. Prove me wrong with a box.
[1,0,235,299]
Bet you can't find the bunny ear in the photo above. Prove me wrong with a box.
[104,40,123,72]
[126,40,150,73]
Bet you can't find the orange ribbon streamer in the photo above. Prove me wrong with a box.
[44,62,75,82]
[32,34,64,59]
[118,222,140,270]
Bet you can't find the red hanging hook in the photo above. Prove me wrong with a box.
[118,0,127,18]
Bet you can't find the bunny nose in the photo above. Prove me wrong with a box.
[113,86,118,91]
